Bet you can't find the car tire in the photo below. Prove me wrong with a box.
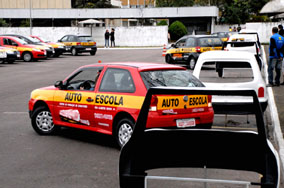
[71,47,77,56]
[90,51,96,56]
[165,54,173,64]
[31,106,58,135]
[23,52,33,62]
[115,118,134,148]
[188,57,196,70]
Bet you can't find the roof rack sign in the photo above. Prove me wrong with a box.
[119,87,280,188]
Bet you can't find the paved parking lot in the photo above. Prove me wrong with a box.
[0,49,280,188]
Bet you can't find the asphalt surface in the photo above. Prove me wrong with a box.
[0,48,280,188]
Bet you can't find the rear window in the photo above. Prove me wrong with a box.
[78,36,94,42]
[199,38,223,47]
[140,70,204,89]
[199,61,254,83]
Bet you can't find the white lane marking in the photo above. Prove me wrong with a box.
[3,112,28,114]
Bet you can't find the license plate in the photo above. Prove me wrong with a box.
[176,118,195,128]
[86,48,91,50]
[173,53,182,57]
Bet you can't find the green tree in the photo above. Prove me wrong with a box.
[156,0,194,7]
[72,0,112,8]
[0,19,9,27]
[169,21,188,40]
[20,19,30,27]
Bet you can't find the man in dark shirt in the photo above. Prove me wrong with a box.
[278,25,284,85]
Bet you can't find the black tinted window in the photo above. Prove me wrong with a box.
[140,70,204,89]
[199,38,223,47]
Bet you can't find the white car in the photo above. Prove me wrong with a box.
[239,29,261,48]
[224,33,263,69]
[193,51,268,114]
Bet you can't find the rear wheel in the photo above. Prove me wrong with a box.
[115,118,134,148]
[23,52,33,62]
[71,47,77,56]
[31,106,58,135]
[90,51,96,56]
[188,57,196,70]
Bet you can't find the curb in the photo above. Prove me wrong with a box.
[263,47,284,179]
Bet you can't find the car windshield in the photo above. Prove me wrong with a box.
[26,36,39,43]
[78,36,94,42]
[140,70,204,89]
[199,38,223,47]
[13,37,28,45]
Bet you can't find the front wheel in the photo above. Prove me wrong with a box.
[31,106,58,135]
[115,118,134,148]
[165,54,173,64]
[23,52,33,62]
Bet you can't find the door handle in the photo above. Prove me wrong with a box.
[86,97,94,102]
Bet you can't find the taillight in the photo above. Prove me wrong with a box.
[208,95,212,107]
[258,87,264,98]
[149,95,158,111]
[77,42,81,45]
[224,47,228,51]
[195,46,201,53]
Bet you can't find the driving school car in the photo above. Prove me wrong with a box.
[193,51,268,114]
[0,36,46,62]
[29,62,214,147]
[165,35,223,70]
[58,35,97,56]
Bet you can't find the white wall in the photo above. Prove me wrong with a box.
[0,26,168,47]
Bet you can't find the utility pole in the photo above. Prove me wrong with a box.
[29,0,32,35]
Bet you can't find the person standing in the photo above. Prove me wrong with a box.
[278,25,284,85]
[268,27,284,87]
[110,28,115,47]
[104,29,110,48]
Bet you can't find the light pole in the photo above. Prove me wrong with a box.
[29,0,32,35]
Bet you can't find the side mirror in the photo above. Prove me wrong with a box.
[171,43,177,48]
[57,40,61,42]
[54,80,64,89]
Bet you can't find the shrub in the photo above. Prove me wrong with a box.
[169,21,188,40]
[157,20,168,26]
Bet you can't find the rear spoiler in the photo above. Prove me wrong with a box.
[222,41,260,56]
[119,87,279,188]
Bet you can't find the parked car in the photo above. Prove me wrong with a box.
[30,35,66,57]
[239,29,261,49]
[0,34,54,57]
[0,36,46,62]
[0,46,20,63]
[58,35,97,56]
[165,35,223,69]
[224,33,263,70]
[29,62,214,147]
[193,51,268,114]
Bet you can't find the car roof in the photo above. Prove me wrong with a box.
[181,35,220,39]
[81,62,186,71]
[229,34,256,41]
[239,29,258,34]
[198,51,256,61]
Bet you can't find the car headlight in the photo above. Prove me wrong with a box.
[6,50,14,54]
[0,51,7,58]
[33,49,41,52]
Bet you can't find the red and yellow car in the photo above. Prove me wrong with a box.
[30,35,66,57]
[29,62,214,147]
[0,36,46,62]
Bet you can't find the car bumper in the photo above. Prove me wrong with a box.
[212,100,268,114]
[75,46,97,53]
